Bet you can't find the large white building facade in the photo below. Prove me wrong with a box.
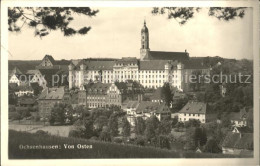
[68,21,210,91]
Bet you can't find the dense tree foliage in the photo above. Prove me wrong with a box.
[122,116,131,137]
[134,117,146,135]
[161,82,173,107]
[49,103,72,125]
[145,116,160,140]
[108,113,119,137]
[8,7,98,37]
[152,7,246,25]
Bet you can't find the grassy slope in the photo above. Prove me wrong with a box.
[8,60,41,73]
[8,130,247,159]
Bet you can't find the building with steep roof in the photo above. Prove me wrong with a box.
[178,101,207,123]
[38,86,70,118]
[221,127,253,155]
[68,21,210,92]
[125,100,171,126]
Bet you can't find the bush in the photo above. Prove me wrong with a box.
[35,130,49,136]
[9,112,22,120]
[135,136,146,146]
[113,137,123,144]
[68,130,81,138]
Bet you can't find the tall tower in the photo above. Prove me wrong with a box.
[140,20,150,60]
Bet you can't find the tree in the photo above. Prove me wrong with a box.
[83,117,94,139]
[134,117,146,135]
[161,82,173,107]
[152,7,246,25]
[94,115,108,131]
[190,70,204,91]
[204,138,222,153]
[8,7,99,37]
[49,103,71,125]
[122,116,131,137]
[99,126,112,142]
[158,119,172,135]
[108,113,119,137]
[145,116,160,140]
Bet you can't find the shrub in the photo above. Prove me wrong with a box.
[35,130,49,136]
[135,136,146,146]
[9,112,22,120]
[113,137,123,144]
[68,130,81,138]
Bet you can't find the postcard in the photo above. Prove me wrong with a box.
[1,0,259,166]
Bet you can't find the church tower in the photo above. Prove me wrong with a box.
[140,20,150,60]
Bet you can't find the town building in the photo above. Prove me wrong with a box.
[178,101,207,123]
[125,101,171,126]
[68,21,210,92]
[229,107,253,127]
[78,82,123,108]
[38,86,70,118]
[221,126,253,155]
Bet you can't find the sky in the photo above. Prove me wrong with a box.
[8,7,253,60]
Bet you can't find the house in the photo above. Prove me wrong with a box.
[178,101,207,123]
[79,82,123,108]
[150,87,163,103]
[14,85,34,97]
[38,86,69,118]
[125,101,171,126]
[229,107,253,127]
[221,127,253,155]
[36,54,70,70]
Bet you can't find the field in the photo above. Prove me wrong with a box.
[9,122,72,137]
[9,130,248,159]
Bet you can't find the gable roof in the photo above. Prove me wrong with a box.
[179,101,207,114]
[139,60,169,70]
[148,51,189,62]
[75,59,115,70]
[43,55,56,65]
[38,86,65,100]
[136,101,169,113]
[126,101,140,109]
[222,132,253,150]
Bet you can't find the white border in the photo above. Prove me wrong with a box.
[1,1,259,166]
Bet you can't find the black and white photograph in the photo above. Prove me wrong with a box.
[1,1,259,166]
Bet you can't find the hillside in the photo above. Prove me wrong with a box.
[9,130,246,159]
[8,60,41,73]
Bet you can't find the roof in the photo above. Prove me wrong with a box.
[148,51,189,62]
[136,101,169,113]
[9,83,18,90]
[179,102,207,114]
[126,101,139,109]
[43,55,56,65]
[139,60,171,70]
[233,126,253,133]
[85,82,112,95]
[38,86,65,100]
[38,68,60,86]
[75,59,115,70]
[141,21,149,33]
[19,98,36,105]
[229,107,253,121]
[222,132,253,150]
[150,87,163,100]
[115,57,138,66]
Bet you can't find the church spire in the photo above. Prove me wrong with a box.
[140,20,150,60]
